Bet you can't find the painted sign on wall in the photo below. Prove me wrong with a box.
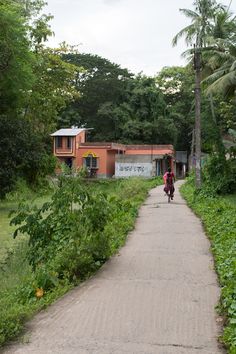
[115,162,152,177]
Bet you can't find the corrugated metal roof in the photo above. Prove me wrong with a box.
[51,128,85,137]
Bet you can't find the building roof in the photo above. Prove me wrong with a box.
[126,144,174,150]
[51,128,86,137]
[125,145,174,156]
[80,142,126,151]
[80,143,174,155]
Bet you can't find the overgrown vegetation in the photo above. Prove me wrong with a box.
[180,176,236,353]
[0,177,162,347]
[202,154,236,196]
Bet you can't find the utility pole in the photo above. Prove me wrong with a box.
[194,46,201,188]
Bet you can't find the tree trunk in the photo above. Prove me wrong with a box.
[209,93,225,157]
[194,48,201,188]
[190,128,195,170]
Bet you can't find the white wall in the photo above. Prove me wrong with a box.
[115,162,152,177]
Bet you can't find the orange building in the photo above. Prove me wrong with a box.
[51,127,86,169]
[51,127,175,177]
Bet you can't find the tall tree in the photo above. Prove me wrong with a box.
[0,0,35,114]
[60,53,132,140]
[173,0,220,48]
[0,1,79,196]
[0,114,55,198]
[24,47,79,134]
[155,66,195,151]
[112,75,177,145]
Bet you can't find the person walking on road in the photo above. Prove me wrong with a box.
[163,167,175,200]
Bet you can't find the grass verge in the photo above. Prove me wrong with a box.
[180,180,236,354]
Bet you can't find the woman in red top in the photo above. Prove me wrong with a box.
[163,167,175,200]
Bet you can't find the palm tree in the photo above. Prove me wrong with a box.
[202,9,236,97]
[173,0,220,187]
[173,1,236,187]
[172,0,221,48]
[204,49,236,97]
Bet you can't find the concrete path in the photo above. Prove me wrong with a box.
[3,182,224,354]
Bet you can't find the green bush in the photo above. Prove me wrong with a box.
[202,154,236,195]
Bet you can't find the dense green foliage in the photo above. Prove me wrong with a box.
[0,177,162,346]
[155,66,195,150]
[0,1,79,198]
[181,179,236,353]
[0,0,34,113]
[118,75,177,144]
[24,46,79,135]
[62,57,195,149]
[0,115,56,198]
[59,53,177,144]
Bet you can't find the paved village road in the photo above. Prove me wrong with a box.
[3,182,225,354]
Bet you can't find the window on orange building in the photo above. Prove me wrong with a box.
[67,137,72,149]
[55,136,62,148]
[84,154,98,169]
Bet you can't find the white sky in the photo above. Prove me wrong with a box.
[45,0,236,76]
